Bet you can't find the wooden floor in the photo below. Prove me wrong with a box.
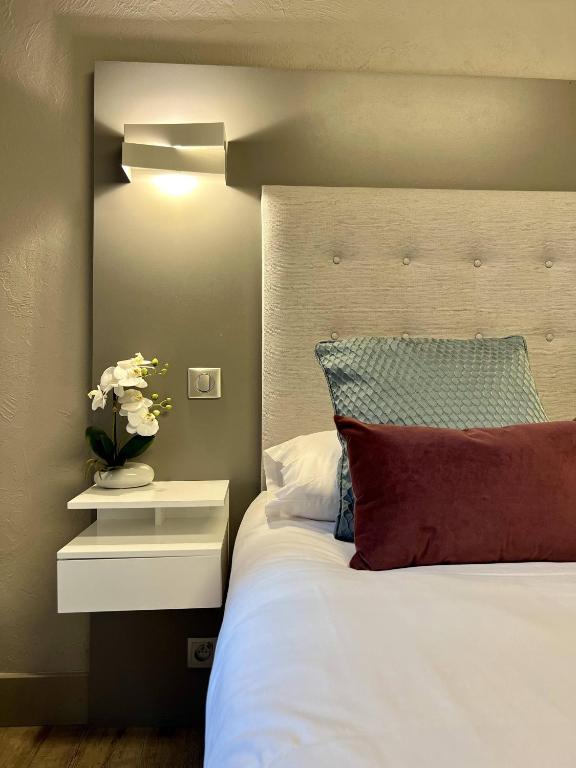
[0,726,203,768]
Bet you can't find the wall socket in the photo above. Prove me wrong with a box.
[187,637,217,668]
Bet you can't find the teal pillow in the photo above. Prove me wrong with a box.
[315,336,547,542]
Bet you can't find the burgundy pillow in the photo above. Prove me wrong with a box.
[335,416,576,571]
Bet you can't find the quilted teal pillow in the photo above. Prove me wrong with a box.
[315,336,547,542]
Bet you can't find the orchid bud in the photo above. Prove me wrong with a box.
[152,409,160,417]
[151,393,159,400]
[151,358,159,365]
[165,404,173,411]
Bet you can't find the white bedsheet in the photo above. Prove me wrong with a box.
[205,492,576,767]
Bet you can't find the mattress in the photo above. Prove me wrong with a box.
[205,492,576,767]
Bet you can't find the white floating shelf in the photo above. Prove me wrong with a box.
[67,480,229,510]
[57,514,228,560]
[58,480,230,613]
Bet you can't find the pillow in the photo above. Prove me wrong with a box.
[336,416,576,571]
[263,431,341,522]
[316,336,547,542]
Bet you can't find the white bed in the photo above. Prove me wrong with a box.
[206,493,576,767]
[205,185,576,766]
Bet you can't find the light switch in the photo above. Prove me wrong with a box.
[197,373,211,393]
[188,368,221,399]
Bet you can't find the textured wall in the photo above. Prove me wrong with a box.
[2,0,576,711]
[0,1,93,679]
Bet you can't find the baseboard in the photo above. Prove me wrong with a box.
[0,673,88,726]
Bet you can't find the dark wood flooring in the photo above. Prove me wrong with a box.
[0,727,203,768]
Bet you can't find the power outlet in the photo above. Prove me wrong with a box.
[187,637,217,668]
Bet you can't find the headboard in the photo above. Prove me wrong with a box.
[262,185,576,449]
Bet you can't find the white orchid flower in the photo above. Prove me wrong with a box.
[99,366,125,395]
[126,409,160,436]
[118,388,153,415]
[113,365,148,387]
[87,385,107,410]
[117,353,154,369]
[100,365,147,396]
[126,408,149,427]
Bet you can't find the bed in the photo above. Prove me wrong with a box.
[205,186,576,767]
[205,493,576,767]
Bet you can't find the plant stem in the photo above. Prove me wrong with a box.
[112,392,118,464]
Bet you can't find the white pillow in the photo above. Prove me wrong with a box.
[263,431,341,522]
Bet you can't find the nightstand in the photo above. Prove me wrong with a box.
[57,480,229,613]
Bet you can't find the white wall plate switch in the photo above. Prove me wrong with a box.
[188,367,221,399]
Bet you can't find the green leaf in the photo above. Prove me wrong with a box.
[116,434,155,465]
[85,426,115,466]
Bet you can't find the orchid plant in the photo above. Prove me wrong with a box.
[86,353,172,474]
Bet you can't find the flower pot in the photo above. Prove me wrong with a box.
[94,462,154,489]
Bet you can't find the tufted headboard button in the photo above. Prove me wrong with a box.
[545,260,553,269]
[546,332,554,342]
[332,255,341,265]
[473,259,482,268]
[402,257,411,266]
[475,332,483,340]
[330,331,339,341]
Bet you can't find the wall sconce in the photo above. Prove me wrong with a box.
[121,123,226,182]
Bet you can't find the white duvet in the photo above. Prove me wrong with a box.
[205,493,576,767]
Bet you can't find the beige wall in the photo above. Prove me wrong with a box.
[2,0,576,723]
[91,61,576,725]
[95,60,576,524]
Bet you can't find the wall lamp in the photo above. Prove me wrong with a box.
[121,123,226,182]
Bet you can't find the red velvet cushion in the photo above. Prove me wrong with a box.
[335,416,576,571]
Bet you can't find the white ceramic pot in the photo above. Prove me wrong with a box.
[94,462,154,489]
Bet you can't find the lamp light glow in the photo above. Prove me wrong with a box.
[152,173,199,196]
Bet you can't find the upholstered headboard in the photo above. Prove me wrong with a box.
[262,185,576,449]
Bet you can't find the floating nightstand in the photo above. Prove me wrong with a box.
[57,480,229,614]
